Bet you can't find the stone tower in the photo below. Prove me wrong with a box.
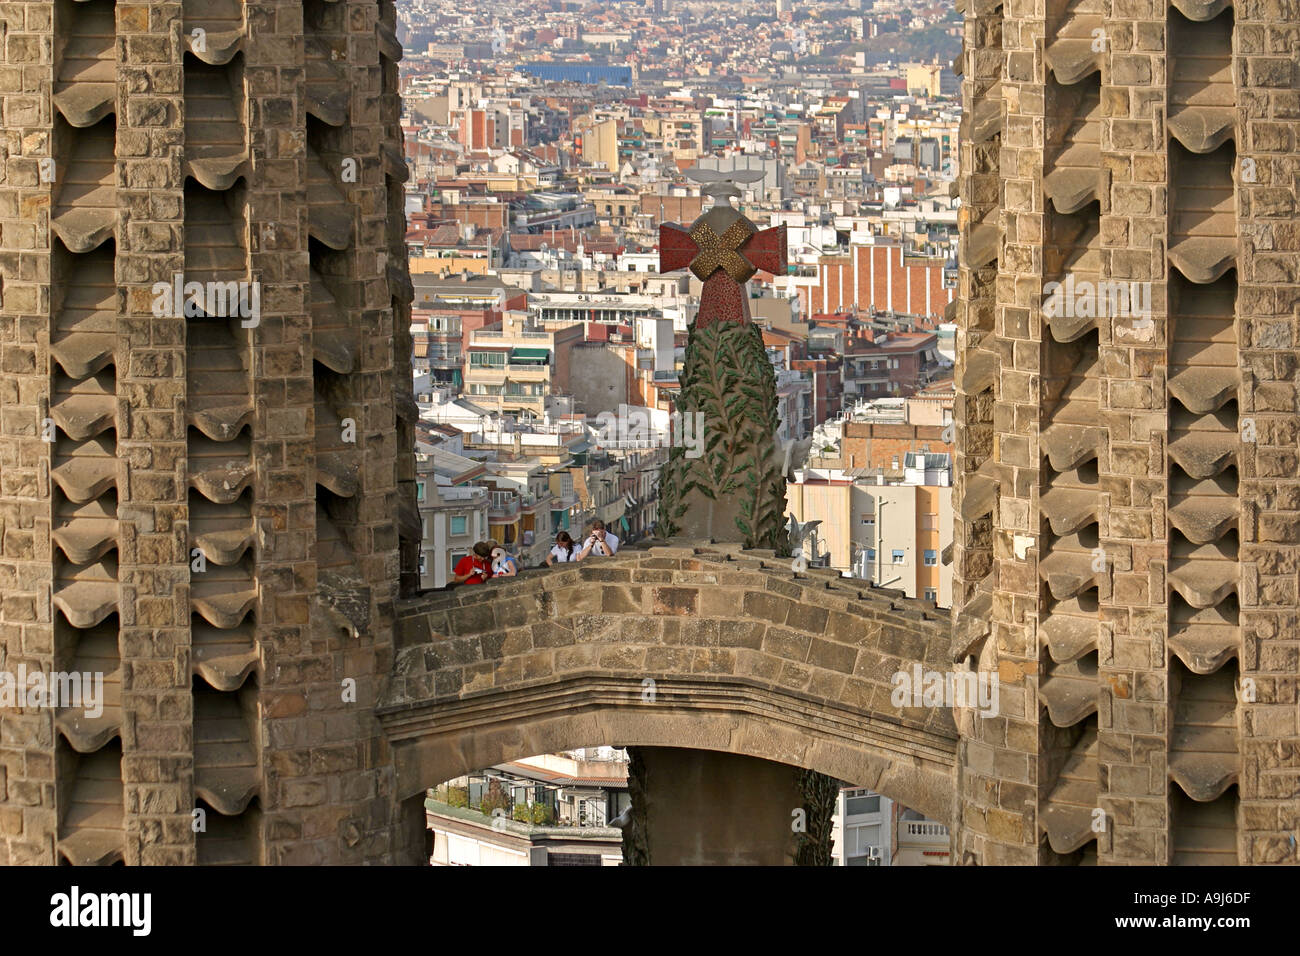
[0,0,416,864]
[951,0,1300,863]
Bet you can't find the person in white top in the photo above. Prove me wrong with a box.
[545,531,579,566]
[578,520,620,559]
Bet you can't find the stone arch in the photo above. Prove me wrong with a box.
[381,545,959,824]
[388,698,955,823]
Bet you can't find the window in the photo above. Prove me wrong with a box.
[449,550,469,567]
[450,515,467,536]
[924,588,937,602]
[416,481,425,501]
[845,794,881,816]
[921,513,937,530]
[469,351,506,368]
[418,553,427,574]
[866,549,876,561]
[924,549,937,566]
[892,549,905,564]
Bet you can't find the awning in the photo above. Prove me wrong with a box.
[620,516,630,532]
[510,347,550,363]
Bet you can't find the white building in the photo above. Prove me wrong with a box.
[830,787,951,866]
[416,473,489,589]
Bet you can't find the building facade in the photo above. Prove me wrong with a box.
[417,480,489,590]
[786,472,954,607]
[464,310,583,419]
[830,787,951,866]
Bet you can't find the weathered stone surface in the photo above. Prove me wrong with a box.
[948,2,1300,867]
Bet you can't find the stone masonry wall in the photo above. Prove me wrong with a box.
[952,0,1300,865]
[0,0,411,866]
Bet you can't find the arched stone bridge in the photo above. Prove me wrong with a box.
[378,544,959,823]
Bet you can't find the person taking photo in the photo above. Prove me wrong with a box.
[577,520,620,559]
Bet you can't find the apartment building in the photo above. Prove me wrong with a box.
[415,442,490,589]
[411,310,464,383]
[424,800,622,866]
[830,788,950,866]
[802,244,956,322]
[417,481,490,589]
[464,310,584,419]
[786,466,954,607]
[481,463,557,566]
[425,749,629,865]
[842,330,947,400]
[564,317,677,418]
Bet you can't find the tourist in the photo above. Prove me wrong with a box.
[577,519,620,559]
[545,531,578,566]
[491,546,520,577]
[451,541,494,586]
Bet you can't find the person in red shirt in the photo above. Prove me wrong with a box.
[452,541,494,586]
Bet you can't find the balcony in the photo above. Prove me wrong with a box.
[489,494,520,519]
[467,362,551,377]
[848,369,892,384]
[898,821,949,845]
[520,493,553,514]
[471,329,552,341]
[426,349,462,369]
[436,486,487,503]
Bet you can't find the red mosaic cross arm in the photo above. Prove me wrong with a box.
[741,223,787,276]
[659,223,699,274]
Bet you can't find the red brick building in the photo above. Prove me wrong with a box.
[837,421,953,472]
[801,243,955,321]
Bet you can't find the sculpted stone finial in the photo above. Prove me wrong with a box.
[655,170,789,550]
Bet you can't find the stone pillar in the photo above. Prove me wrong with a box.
[631,747,810,866]
[1,1,413,867]
[951,0,1300,866]
[117,0,191,867]
[0,0,58,866]
[1234,4,1300,865]
[1096,1,1168,867]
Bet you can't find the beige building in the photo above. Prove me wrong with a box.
[417,479,490,590]
[424,799,622,866]
[787,472,954,607]
[481,463,557,567]
[464,310,583,418]
[905,63,943,98]
[577,117,619,171]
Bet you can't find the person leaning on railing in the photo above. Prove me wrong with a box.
[452,541,494,585]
